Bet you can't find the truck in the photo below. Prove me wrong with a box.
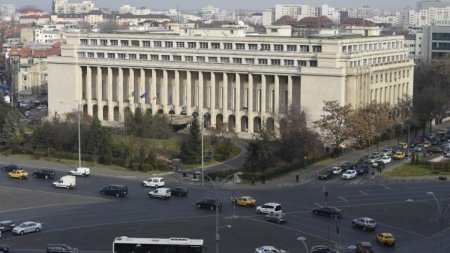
[52,175,76,189]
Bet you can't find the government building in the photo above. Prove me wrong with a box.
[48,24,414,138]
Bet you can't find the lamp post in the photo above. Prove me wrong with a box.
[60,101,82,169]
[426,192,450,253]
[203,172,242,253]
[297,237,309,253]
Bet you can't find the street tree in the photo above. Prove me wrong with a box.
[179,116,201,164]
[244,123,275,173]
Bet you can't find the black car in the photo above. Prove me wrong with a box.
[312,206,343,218]
[340,162,354,171]
[428,147,444,154]
[355,164,369,175]
[171,186,188,197]
[33,169,56,179]
[318,169,334,180]
[311,245,333,253]
[0,246,9,253]
[1,164,20,172]
[196,198,222,210]
[100,184,128,197]
[47,243,79,253]
[0,220,15,232]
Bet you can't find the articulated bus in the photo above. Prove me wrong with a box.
[113,236,204,253]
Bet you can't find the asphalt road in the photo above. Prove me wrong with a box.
[0,158,449,253]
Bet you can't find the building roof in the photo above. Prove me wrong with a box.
[341,18,376,27]
[19,7,44,14]
[274,15,297,26]
[297,16,336,28]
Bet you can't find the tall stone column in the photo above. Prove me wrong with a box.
[162,69,168,113]
[223,72,228,122]
[210,72,216,126]
[151,69,157,114]
[174,70,180,114]
[274,75,280,114]
[117,68,124,121]
[261,74,266,118]
[96,67,103,120]
[248,73,254,134]
[288,75,293,113]
[107,67,113,121]
[235,73,241,132]
[139,68,146,110]
[129,68,135,114]
[186,71,192,115]
[86,66,92,115]
[198,71,203,113]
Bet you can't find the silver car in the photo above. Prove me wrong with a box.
[352,217,377,231]
[265,212,287,224]
[12,221,42,235]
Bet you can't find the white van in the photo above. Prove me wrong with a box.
[148,188,171,199]
[142,177,165,187]
[69,167,91,176]
[53,175,76,189]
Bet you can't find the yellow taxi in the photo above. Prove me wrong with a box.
[423,141,432,148]
[399,142,408,149]
[393,151,405,160]
[231,196,256,207]
[376,232,396,246]
[8,169,29,179]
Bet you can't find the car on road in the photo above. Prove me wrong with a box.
[355,241,374,253]
[100,184,128,197]
[414,143,424,152]
[318,169,334,180]
[367,154,381,163]
[310,245,333,253]
[148,187,171,199]
[355,164,369,175]
[373,156,391,167]
[393,151,406,160]
[428,146,444,154]
[376,232,396,246]
[255,246,286,253]
[47,243,79,253]
[8,169,28,179]
[0,246,9,253]
[69,167,90,176]
[265,212,287,224]
[0,220,15,233]
[381,148,393,156]
[256,203,282,214]
[170,186,188,197]
[340,162,354,171]
[32,169,56,179]
[12,221,42,235]
[1,164,20,172]
[399,142,409,149]
[342,170,357,180]
[352,217,377,231]
[196,198,222,210]
[142,177,165,187]
[232,196,257,207]
[423,141,432,149]
[312,206,342,218]
[331,166,342,175]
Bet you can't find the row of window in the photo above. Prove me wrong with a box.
[342,40,404,53]
[77,51,319,67]
[371,69,410,84]
[79,38,323,53]
[349,54,408,68]
[432,32,450,41]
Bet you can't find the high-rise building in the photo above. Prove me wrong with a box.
[52,0,95,14]
[417,0,450,10]
[421,25,450,61]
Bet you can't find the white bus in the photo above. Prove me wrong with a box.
[113,236,204,253]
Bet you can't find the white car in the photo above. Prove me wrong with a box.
[142,177,165,187]
[378,155,392,164]
[381,148,392,156]
[331,166,342,174]
[148,187,171,199]
[255,246,287,253]
[69,167,90,176]
[342,170,357,180]
[12,221,42,235]
[367,155,381,163]
[256,202,282,214]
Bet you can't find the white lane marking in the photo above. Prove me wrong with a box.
[338,196,349,202]
[314,202,323,208]
[380,184,392,190]
[359,190,369,196]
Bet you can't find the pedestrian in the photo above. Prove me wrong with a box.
[250,177,255,186]
[296,174,299,183]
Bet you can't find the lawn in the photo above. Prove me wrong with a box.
[384,164,450,177]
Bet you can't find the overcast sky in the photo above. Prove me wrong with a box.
[0,0,425,11]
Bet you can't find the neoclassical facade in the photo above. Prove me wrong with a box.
[48,26,414,137]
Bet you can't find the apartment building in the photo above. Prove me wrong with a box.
[48,25,414,137]
[421,25,450,61]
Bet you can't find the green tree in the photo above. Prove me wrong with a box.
[0,111,18,145]
[179,116,201,164]
[244,123,275,172]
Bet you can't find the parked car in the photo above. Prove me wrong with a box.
[376,232,396,246]
[355,242,374,253]
[355,164,369,175]
[312,206,342,218]
[318,169,334,180]
[0,220,15,233]
[445,151,450,158]
[69,167,90,176]
[12,221,42,235]
[8,169,28,179]
[393,151,406,160]
[1,164,20,172]
[367,154,381,163]
[0,246,9,253]
[352,217,377,231]
[32,169,56,179]
[381,148,393,156]
[142,177,165,187]
[170,186,188,197]
[310,245,333,253]
[232,196,257,207]
[196,198,222,210]
[255,246,286,253]
[428,146,444,154]
[100,184,128,197]
[331,166,342,175]
[47,243,79,253]
[373,156,391,167]
[342,170,357,180]
[423,141,432,149]
[265,212,287,224]
[399,142,409,149]
[414,144,424,152]
[148,187,171,199]
[256,203,282,214]
[340,162,354,171]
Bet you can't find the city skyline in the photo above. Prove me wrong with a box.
[0,0,424,11]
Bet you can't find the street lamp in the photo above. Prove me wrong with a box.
[426,192,450,253]
[60,101,82,169]
[203,172,242,253]
[297,237,309,253]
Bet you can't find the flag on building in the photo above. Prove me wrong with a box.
[140,91,147,99]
